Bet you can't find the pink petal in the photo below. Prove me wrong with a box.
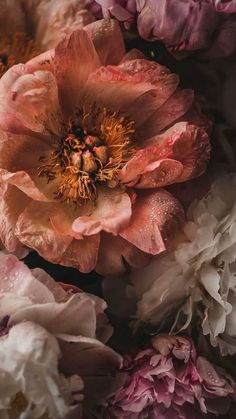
[85,19,125,65]
[59,236,100,273]
[0,65,62,137]
[95,233,151,275]
[120,189,185,255]
[120,49,146,63]
[140,89,194,140]
[15,201,72,263]
[121,122,210,186]
[0,184,30,252]
[55,28,100,116]
[87,60,179,126]
[120,157,183,188]
[72,187,132,236]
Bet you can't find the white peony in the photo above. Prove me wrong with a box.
[104,174,236,356]
[0,252,121,418]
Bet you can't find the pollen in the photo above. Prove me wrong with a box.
[0,32,38,78]
[38,106,138,204]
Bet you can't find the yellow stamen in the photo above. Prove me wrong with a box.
[38,106,138,204]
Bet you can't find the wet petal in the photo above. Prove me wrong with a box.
[120,189,185,255]
[95,233,151,275]
[85,19,125,65]
[72,187,132,236]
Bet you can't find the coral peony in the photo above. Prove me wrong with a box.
[99,335,236,418]
[0,251,121,418]
[0,0,94,78]
[88,0,236,59]
[0,19,210,274]
[104,174,236,355]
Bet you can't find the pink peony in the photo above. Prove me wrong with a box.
[0,19,210,274]
[100,335,236,418]
[0,251,121,418]
[89,0,236,59]
[0,0,94,78]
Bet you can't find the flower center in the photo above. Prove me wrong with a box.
[38,107,137,204]
[0,32,38,77]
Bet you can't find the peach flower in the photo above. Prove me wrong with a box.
[0,0,94,77]
[0,20,210,274]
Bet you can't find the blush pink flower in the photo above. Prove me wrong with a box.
[0,251,121,418]
[0,20,210,274]
[89,0,236,59]
[99,335,236,418]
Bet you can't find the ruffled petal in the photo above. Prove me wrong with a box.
[120,122,210,186]
[85,19,125,65]
[120,189,185,255]
[95,233,151,275]
[0,65,62,137]
[120,157,183,188]
[0,184,30,252]
[15,201,72,263]
[72,186,131,235]
[55,28,100,116]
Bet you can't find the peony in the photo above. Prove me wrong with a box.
[98,335,236,418]
[104,173,236,355]
[0,0,94,78]
[0,19,210,274]
[88,0,236,59]
[0,251,121,418]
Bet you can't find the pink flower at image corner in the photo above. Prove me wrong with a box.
[88,0,236,59]
[0,251,121,418]
[99,335,236,419]
[0,19,210,275]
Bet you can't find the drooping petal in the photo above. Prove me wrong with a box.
[15,201,72,263]
[120,189,185,255]
[72,187,132,236]
[55,28,100,116]
[95,232,151,275]
[85,19,125,65]
[59,236,100,273]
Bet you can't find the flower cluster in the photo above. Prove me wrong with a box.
[0,1,234,418]
[99,336,236,418]
[88,0,236,58]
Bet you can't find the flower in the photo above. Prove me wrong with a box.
[0,251,121,418]
[0,19,210,274]
[89,0,236,59]
[0,0,94,78]
[104,173,236,356]
[99,335,236,418]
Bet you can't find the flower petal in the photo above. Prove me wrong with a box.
[95,233,151,275]
[59,236,100,273]
[0,184,30,252]
[0,65,62,137]
[72,187,132,236]
[120,189,185,255]
[55,28,100,116]
[15,201,72,262]
[85,19,125,65]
